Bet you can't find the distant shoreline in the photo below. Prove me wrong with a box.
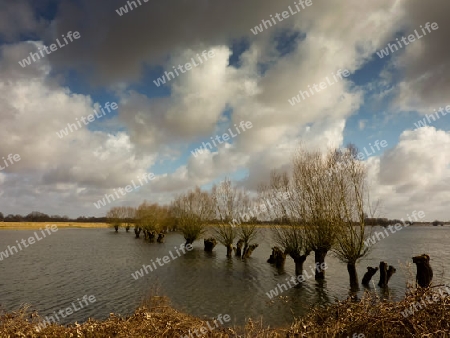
[0,222,109,230]
[1,222,448,231]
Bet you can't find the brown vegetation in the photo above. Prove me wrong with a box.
[2,287,450,337]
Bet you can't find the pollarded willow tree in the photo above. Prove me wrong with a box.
[123,206,135,232]
[211,178,239,257]
[136,202,168,242]
[328,145,373,288]
[212,178,259,258]
[233,188,258,259]
[260,171,311,277]
[292,148,340,280]
[171,187,215,245]
[106,206,125,232]
[289,145,374,283]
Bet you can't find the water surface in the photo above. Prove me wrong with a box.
[0,226,449,327]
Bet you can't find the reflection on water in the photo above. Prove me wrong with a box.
[0,226,449,326]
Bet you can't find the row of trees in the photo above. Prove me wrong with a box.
[261,146,370,287]
[0,212,107,223]
[106,204,171,242]
[105,145,423,288]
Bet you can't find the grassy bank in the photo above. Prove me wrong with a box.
[0,222,109,230]
[1,287,450,337]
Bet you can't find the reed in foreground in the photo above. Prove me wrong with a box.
[1,287,450,337]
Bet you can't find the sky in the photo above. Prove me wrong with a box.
[0,0,449,220]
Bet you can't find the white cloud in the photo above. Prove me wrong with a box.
[0,0,449,221]
[368,127,450,220]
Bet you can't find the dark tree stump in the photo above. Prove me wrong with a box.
[204,238,217,252]
[387,265,396,284]
[267,247,286,268]
[314,249,327,280]
[157,233,165,243]
[378,262,395,287]
[114,225,119,232]
[378,261,388,287]
[362,267,378,285]
[242,243,248,257]
[243,244,258,258]
[134,227,141,238]
[148,231,156,243]
[225,244,233,258]
[413,254,433,288]
[234,239,244,257]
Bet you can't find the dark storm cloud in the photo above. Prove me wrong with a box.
[45,0,297,84]
[0,0,48,42]
[393,0,450,109]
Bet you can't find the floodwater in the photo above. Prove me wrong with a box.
[0,226,449,327]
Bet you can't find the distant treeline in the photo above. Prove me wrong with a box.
[0,211,445,226]
[0,211,107,223]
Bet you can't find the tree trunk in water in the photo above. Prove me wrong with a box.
[204,238,217,252]
[157,233,165,243]
[387,265,396,285]
[413,254,433,288]
[226,244,233,258]
[114,225,119,232]
[242,243,248,258]
[134,227,141,238]
[125,225,130,232]
[234,239,244,258]
[148,231,156,243]
[378,261,388,287]
[362,267,378,285]
[292,254,308,278]
[347,262,358,289]
[314,249,327,280]
[267,247,286,269]
[243,244,258,258]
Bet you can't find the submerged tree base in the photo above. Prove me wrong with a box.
[2,287,450,337]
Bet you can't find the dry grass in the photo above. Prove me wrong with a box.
[289,285,450,337]
[0,222,109,230]
[0,296,279,338]
[1,287,450,337]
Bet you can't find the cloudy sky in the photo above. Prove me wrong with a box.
[0,0,449,220]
